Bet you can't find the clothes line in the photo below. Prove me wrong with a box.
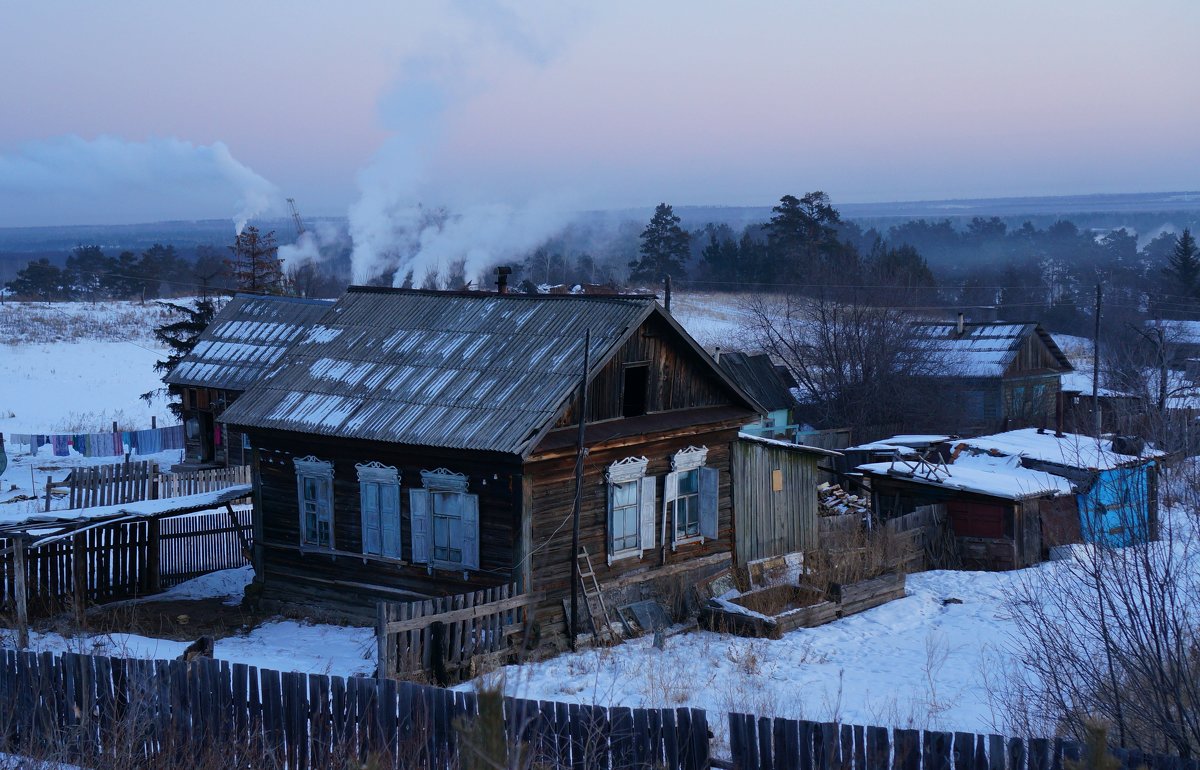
[7,425,185,458]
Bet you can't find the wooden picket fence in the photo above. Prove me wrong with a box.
[725,714,1194,770]
[0,509,253,613]
[157,464,252,498]
[54,462,251,511]
[0,649,711,769]
[64,459,159,509]
[377,583,538,684]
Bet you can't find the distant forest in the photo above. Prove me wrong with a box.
[3,193,1199,340]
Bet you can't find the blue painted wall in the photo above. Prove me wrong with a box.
[1076,463,1155,547]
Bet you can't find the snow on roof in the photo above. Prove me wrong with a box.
[955,428,1162,471]
[0,485,252,533]
[738,431,843,457]
[845,435,951,453]
[859,454,1072,500]
[913,322,1072,378]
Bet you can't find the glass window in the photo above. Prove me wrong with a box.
[610,480,640,553]
[302,475,331,547]
[432,491,465,565]
[675,468,700,538]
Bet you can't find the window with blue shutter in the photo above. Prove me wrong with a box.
[412,468,479,572]
[356,462,400,559]
[666,446,713,548]
[294,456,334,549]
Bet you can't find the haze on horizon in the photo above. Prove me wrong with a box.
[1,0,1196,232]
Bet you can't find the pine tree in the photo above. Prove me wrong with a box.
[5,258,68,301]
[766,191,845,284]
[1164,227,1200,300]
[141,298,217,417]
[628,203,690,283]
[226,226,287,295]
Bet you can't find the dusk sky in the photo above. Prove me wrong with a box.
[1,0,1197,228]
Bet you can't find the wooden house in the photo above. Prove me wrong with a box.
[859,452,1077,571]
[164,294,332,469]
[216,287,761,646]
[955,428,1163,548]
[915,320,1073,436]
[714,352,799,440]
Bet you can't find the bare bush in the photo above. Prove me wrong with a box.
[994,461,1200,756]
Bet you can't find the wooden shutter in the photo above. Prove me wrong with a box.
[319,477,334,548]
[380,482,401,559]
[461,494,480,570]
[361,482,381,555]
[699,467,718,541]
[638,476,656,556]
[409,488,430,564]
[663,471,680,550]
[295,474,307,544]
[606,484,617,566]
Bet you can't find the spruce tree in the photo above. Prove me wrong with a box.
[1164,227,1200,300]
[226,226,287,295]
[141,298,217,417]
[628,203,690,283]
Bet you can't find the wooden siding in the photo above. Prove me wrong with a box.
[554,313,738,427]
[525,422,743,645]
[730,439,820,565]
[1004,331,1068,376]
[249,430,522,618]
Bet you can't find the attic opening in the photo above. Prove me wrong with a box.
[622,364,650,417]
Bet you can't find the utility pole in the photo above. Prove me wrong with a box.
[569,329,590,651]
[1092,283,1102,438]
[1155,324,1167,414]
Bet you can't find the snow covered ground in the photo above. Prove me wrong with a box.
[670,292,759,350]
[4,566,377,678]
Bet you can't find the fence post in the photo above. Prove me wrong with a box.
[73,531,88,628]
[147,518,161,595]
[13,537,29,649]
[377,602,393,680]
[44,475,52,512]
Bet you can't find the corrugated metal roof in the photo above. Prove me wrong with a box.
[165,295,333,390]
[220,288,658,456]
[716,352,797,411]
[914,322,1072,377]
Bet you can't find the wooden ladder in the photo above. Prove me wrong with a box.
[576,546,617,644]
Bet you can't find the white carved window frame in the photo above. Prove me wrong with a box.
[355,462,401,559]
[666,446,709,548]
[606,456,652,565]
[412,468,478,574]
[294,456,334,550]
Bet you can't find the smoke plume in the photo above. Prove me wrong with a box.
[0,135,280,230]
[347,3,584,286]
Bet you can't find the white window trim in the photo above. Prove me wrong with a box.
[414,468,478,573]
[294,455,334,550]
[606,456,650,565]
[667,446,709,549]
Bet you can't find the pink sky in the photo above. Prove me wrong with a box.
[0,0,1196,226]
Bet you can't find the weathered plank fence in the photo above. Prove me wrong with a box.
[0,508,253,614]
[377,583,538,684]
[55,461,251,511]
[158,464,252,498]
[0,650,711,770]
[725,713,1193,770]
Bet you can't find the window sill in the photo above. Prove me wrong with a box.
[673,535,704,549]
[608,548,641,565]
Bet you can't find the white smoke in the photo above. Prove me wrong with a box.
[0,135,281,230]
[346,3,585,286]
[278,219,347,273]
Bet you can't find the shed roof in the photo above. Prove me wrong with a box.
[955,428,1163,471]
[165,294,334,391]
[914,321,1073,378]
[716,352,797,412]
[220,287,758,457]
[859,454,1072,500]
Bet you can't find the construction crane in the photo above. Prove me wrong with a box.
[286,198,306,236]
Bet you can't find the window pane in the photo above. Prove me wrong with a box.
[614,481,638,506]
[304,477,319,502]
[678,469,698,495]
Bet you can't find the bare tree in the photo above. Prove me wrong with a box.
[996,455,1200,756]
[745,292,957,439]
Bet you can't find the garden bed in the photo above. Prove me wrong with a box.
[700,572,906,639]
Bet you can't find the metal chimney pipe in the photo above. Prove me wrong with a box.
[956,311,965,335]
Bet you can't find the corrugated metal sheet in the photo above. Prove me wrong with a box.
[165,295,333,390]
[716,352,797,412]
[220,288,656,456]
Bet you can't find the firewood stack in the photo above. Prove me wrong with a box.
[817,482,870,518]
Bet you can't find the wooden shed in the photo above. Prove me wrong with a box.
[859,453,1077,571]
[730,434,838,565]
[214,286,762,648]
